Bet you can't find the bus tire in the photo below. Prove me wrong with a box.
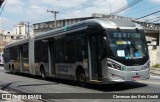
[9,64,13,74]
[12,64,16,74]
[76,68,87,87]
[40,66,46,79]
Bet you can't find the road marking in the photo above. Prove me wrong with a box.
[137,80,160,85]
[0,90,9,93]
[150,75,160,78]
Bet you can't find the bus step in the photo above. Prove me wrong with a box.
[89,80,102,83]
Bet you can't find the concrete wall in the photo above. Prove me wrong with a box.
[146,31,160,66]
[148,47,157,66]
[156,46,160,64]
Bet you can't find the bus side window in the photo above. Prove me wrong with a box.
[65,34,75,63]
[54,36,65,63]
[41,41,48,63]
[34,41,41,63]
[75,33,87,61]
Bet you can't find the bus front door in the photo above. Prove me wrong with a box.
[89,35,102,81]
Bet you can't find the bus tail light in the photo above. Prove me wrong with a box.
[113,64,121,70]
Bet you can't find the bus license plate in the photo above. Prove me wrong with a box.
[133,76,140,80]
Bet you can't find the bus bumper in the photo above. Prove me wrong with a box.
[102,68,150,84]
[123,68,150,81]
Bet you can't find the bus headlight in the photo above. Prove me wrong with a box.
[142,62,150,70]
[107,61,121,70]
[142,66,148,70]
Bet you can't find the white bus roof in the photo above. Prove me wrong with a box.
[5,18,143,48]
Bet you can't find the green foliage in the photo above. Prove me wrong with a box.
[152,64,160,68]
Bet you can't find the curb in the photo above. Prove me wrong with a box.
[150,71,160,76]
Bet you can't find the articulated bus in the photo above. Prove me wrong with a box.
[3,19,150,86]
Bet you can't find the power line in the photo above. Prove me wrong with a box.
[152,18,160,23]
[145,16,160,22]
[126,4,160,16]
[111,0,143,15]
[135,10,160,20]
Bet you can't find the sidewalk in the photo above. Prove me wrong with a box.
[150,68,160,76]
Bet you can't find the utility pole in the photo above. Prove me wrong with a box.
[47,10,59,28]
[25,22,30,37]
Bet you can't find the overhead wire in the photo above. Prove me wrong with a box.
[151,18,160,23]
[145,16,160,22]
[111,0,143,15]
[123,0,148,16]
[135,10,160,20]
[126,4,160,16]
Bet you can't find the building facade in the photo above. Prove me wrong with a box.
[13,22,30,38]
[0,30,17,53]
[0,22,30,53]
[33,13,134,35]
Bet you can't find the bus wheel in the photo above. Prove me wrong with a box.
[9,64,13,74]
[76,69,87,87]
[40,67,46,79]
[12,65,16,74]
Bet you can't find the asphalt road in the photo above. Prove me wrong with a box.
[0,66,160,102]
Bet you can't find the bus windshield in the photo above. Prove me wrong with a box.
[106,29,148,59]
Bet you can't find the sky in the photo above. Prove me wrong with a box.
[0,0,160,30]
